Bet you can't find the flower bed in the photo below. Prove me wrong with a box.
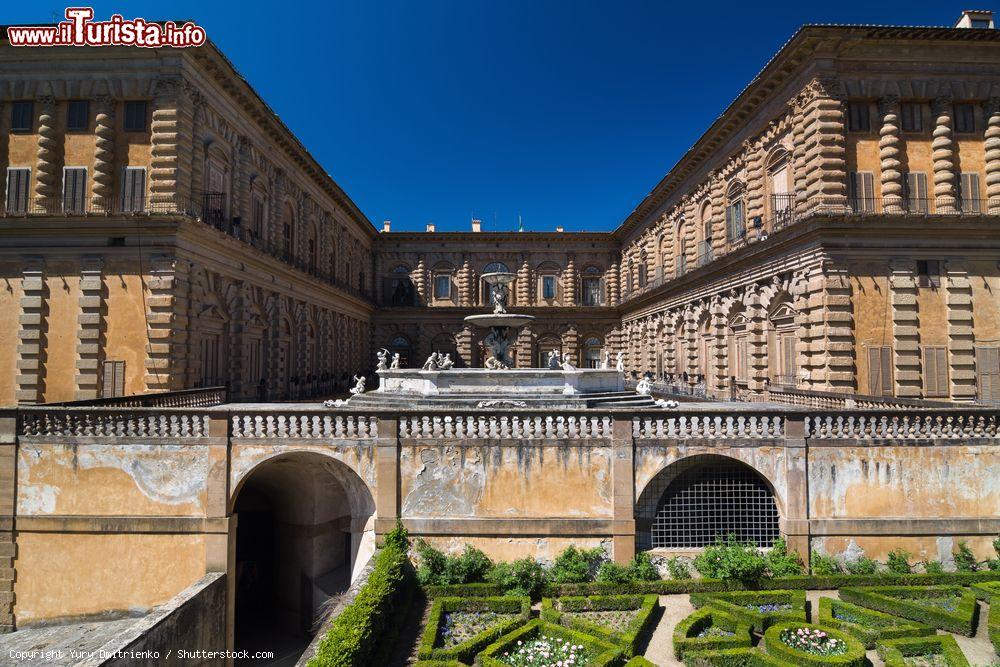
[838,585,979,636]
[477,619,623,667]
[689,590,806,632]
[539,594,658,657]
[672,607,753,659]
[875,635,971,667]
[816,597,934,648]
[416,596,531,663]
[762,622,865,666]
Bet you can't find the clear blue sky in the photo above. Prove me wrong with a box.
[4,1,982,231]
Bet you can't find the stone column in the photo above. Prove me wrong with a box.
[800,77,847,210]
[455,325,474,368]
[821,262,855,393]
[932,96,958,214]
[984,98,1000,204]
[412,255,427,305]
[16,259,46,404]
[745,139,766,226]
[878,96,904,212]
[606,260,620,307]
[145,256,189,392]
[562,325,579,367]
[234,135,251,220]
[150,77,187,210]
[789,96,810,215]
[92,95,116,208]
[458,257,473,306]
[708,178,726,254]
[74,257,104,400]
[890,259,921,397]
[563,255,577,305]
[709,297,728,396]
[516,257,530,306]
[34,96,60,208]
[611,416,635,564]
[783,415,810,561]
[516,326,533,368]
[944,260,976,401]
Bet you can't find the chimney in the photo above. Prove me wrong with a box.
[382,220,391,233]
[471,219,482,233]
[955,10,994,28]
[426,222,436,233]
[555,225,564,232]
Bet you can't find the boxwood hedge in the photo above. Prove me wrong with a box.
[624,657,656,666]
[539,594,658,657]
[816,596,934,648]
[416,595,530,663]
[761,622,866,667]
[477,618,623,667]
[682,646,786,666]
[971,579,1000,601]
[672,607,753,658]
[838,585,979,636]
[875,634,971,667]
[690,590,806,632]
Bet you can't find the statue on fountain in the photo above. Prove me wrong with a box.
[390,353,401,369]
[375,348,390,372]
[422,352,440,371]
[464,267,535,370]
[490,282,509,315]
[438,353,454,369]
[349,374,366,395]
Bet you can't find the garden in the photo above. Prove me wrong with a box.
[307,526,1000,666]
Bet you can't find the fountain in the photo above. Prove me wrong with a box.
[463,270,534,370]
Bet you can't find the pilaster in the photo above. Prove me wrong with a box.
[34,95,60,204]
[74,257,104,400]
[984,98,1000,201]
[610,416,635,564]
[944,260,976,401]
[878,96,904,209]
[800,77,846,209]
[92,94,116,206]
[16,259,47,404]
[932,96,958,213]
[890,259,921,398]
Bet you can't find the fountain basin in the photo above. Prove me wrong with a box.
[376,368,622,396]
[463,314,536,328]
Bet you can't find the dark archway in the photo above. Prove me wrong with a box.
[232,452,375,664]
[635,455,780,551]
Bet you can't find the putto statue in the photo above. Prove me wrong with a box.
[615,351,625,372]
[375,348,390,372]
[560,353,576,371]
[547,349,561,370]
[635,377,652,395]
[491,282,509,315]
[349,374,366,395]
[601,349,611,370]
[390,353,401,369]
[438,353,454,369]
[422,352,439,371]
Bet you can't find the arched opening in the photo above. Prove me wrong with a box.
[582,336,603,369]
[636,455,780,551]
[536,334,562,368]
[385,265,415,306]
[675,217,688,277]
[389,335,412,368]
[766,147,793,230]
[698,201,713,266]
[232,452,375,664]
[480,261,510,305]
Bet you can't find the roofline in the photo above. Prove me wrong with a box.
[378,230,618,243]
[610,23,1000,242]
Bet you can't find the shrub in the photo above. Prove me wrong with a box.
[415,539,448,585]
[414,540,492,586]
[384,519,409,551]
[923,560,945,575]
[551,545,604,584]
[762,621,866,667]
[668,556,692,580]
[626,552,661,582]
[596,560,631,584]
[416,596,530,663]
[449,545,493,583]
[764,538,804,577]
[839,585,979,636]
[486,557,549,598]
[953,541,978,572]
[886,549,912,574]
[694,535,767,582]
[690,590,807,632]
[817,596,934,649]
[844,557,878,575]
[876,634,971,667]
[810,552,842,576]
[672,607,753,659]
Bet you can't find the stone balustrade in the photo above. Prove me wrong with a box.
[19,408,212,438]
[397,413,613,439]
[48,386,228,409]
[230,412,378,439]
[805,410,1000,441]
[633,413,785,439]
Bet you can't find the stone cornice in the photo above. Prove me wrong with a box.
[378,231,619,248]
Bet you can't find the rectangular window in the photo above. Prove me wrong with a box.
[11,101,33,132]
[120,166,146,212]
[778,332,797,385]
[5,168,30,214]
[67,100,89,131]
[916,259,941,288]
[434,274,451,299]
[976,346,1000,405]
[953,103,975,134]
[542,275,556,300]
[637,264,648,288]
[960,172,982,213]
[903,172,928,213]
[63,167,87,213]
[867,345,893,396]
[725,201,745,241]
[582,277,602,306]
[848,171,876,213]
[922,346,949,398]
[900,102,922,132]
[734,337,749,382]
[123,101,148,132]
[250,195,264,241]
[847,102,870,132]
[101,360,126,398]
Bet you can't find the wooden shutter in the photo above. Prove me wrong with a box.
[960,173,981,213]
[6,168,29,214]
[922,346,949,398]
[101,360,125,398]
[849,172,875,212]
[780,332,796,381]
[868,345,893,396]
[976,346,1000,404]
[121,167,146,212]
[63,167,86,213]
[905,172,928,213]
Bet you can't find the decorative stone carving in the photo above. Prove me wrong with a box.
[931,96,958,213]
[35,96,60,202]
[93,95,116,205]
[984,98,1000,201]
[878,96,903,209]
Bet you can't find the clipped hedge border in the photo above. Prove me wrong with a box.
[539,594,659,657]
[876,634,971,667]
[971,580,1000,601]
[990,597,1000,655]
[816,596,934,648]
[762,622,866,667]
[682,646,785,666]
[416,595,530,663]
[477,618,623,667]
[308,545,412,667]
[690,590,806,632]
[413,662,465,667]
[839,585,979,636]
[423,570,1000,599]
[625,657,656,667]
[672,607,753,659]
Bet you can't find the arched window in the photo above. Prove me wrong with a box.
[536,335,562,368]
[249,179,267,246]
[581,266,604,306]
[432,262,455,302]
[582,336,603,369]
[725,181,746,244]
[385,265,415,306]
[637,456,780,549]
[698,201,713,266]
[697,313,712,380]
[481,262,511,305]
[637,253,648,289]
[389,335,412,368]
[281,202,295,262]
[535,261,561,304]
[766,148,792,229]
[675,218,688,277]
[768,298,798,387]
[203,147,229,226]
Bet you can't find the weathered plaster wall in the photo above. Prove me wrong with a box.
[0,274,21,406]
[419,536,611,563]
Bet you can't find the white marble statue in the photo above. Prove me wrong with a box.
[601,349,611,370]
[547,349,561,370]
[349,375,366,395]
[422,352,439,371]
[615,351,625,372]
[375,348,389,372]
[390,353,401,369]
[438,352,454,370]
[635,377,652,395]
[490,283,509,315]
[560,353,576,371]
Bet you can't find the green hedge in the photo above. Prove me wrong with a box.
[539,594,658,657]
[682,646,786,666]
[875,634,971,667]
[424,582,504,598]
[477,618,623,667]
[672,607,753,658]
[816,596,934,648]
[416,595,530,663]
[761,622,866,667]
[624,657,656,667]
[690,590,806,632]
[838,585,979,636]
[990,597,1000,655]
[971,579,1000,601]
[308,545,412,667]
[413,662,465,667]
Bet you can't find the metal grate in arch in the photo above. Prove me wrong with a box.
[647,457,779,549]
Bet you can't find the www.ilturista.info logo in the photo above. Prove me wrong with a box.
[7,8,206,48]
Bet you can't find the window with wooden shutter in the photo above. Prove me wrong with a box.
[953,103,975,134]
[847,102,870,132]
[779,332,797,385]
[922,346,949,398]
[11,101,33,132]
[101,360,125,398]
[976,346,1000,405]
[67,100,89,132]
[63,167,87,213]
[848,172,875,212]
[960,173,981,213]
[867,345,893,396]
[5,168,30,214]
[123,101,148,132]
[900,102,922,132]
[904,172,928,213]
[121,167,146,212]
